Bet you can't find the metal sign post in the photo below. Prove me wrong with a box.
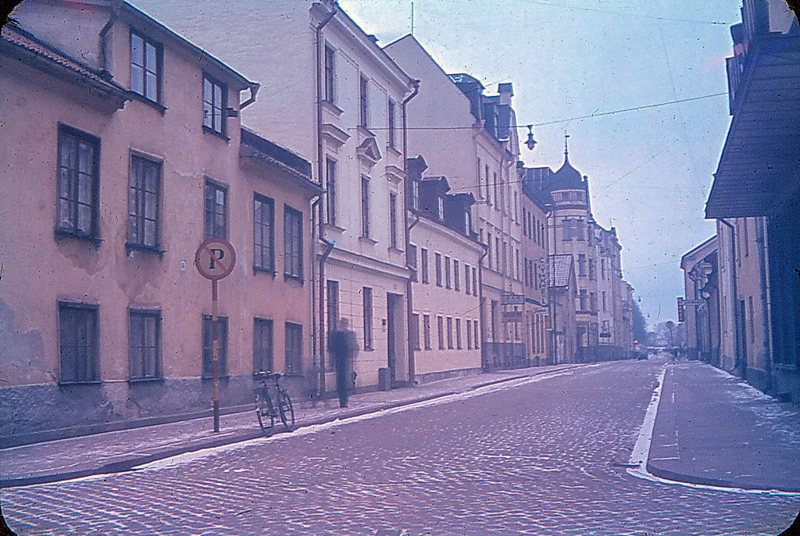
[195,238,236,433]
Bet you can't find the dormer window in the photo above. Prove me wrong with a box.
[130,31,161,102]
[411,179,420,211]
[465,208,472,234]
[437,196,444,221]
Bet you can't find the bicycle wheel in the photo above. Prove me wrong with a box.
[278,391,295,431]
[255,390,275,432]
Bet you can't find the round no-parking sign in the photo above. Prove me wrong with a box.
[195,238,236,280]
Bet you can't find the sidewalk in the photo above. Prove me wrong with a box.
[647,360,800,492]
[0,364,575,488]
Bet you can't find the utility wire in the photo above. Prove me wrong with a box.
[357,92,729,132]
[524,1,734,26]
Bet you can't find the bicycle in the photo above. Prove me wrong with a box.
[253,371,295,432]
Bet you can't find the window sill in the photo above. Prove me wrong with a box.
[322,100,344,117]
[55,228,102,246]
[359,236,378,245]
[357,125,377,138]
[203,126,230,141]
[323,222,346,234]
[284,273,305,284]
[128,92,167,114]
[386,144,402,157]
[126,242,165,258]
[58,380,102,386]
[363,347,374,352]
[254,266,277,277]
[128,377,165,384]
[202,375,231,381]
[388,246,404,255]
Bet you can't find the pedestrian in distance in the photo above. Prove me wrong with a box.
[328,317,358,408]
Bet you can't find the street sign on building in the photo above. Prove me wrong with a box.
[684,299,704,306]
[502,310,523,322]
[501,294,525,305]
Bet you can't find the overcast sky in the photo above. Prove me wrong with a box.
[337,0,742,327]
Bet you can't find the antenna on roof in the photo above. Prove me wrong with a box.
[411,2,415,35]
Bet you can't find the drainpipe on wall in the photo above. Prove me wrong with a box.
[718,218,742,377]
[402,79,420,385]
[309,194,324,399]
[313,1,338,398]
[756,216,774,393]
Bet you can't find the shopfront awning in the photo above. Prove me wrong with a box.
[705,34,800,219]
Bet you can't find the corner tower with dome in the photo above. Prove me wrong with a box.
[524,135,634,363]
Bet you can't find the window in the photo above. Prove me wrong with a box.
[579,290,588,311]
[437,196,445,221]
[456,318,462,349]
[57,125,100,239]
[578,254,587,277]
[493,172,498,211]
[748,295,755,341]
[465,208,472,234]
[423,315,432,350]
[285,322,303,375]
[588,259,596,280]
[326,158,337,226]
[284,206,303,279]
[361,176,371,238]
[496,237,501,271]
[130,31,160,102]
[390,192,398,249]
[445,256,451,289]
[202,314,228,378]
[602,291,607,312]
[465,264,471,294]
[59,302,98,383]
[359,75,369,128]
[253,318,273,373]
[363,287,373,350]
[454,260,460,291]
[388,99,397,148]
[203,74,226,135]
[437,316,445,350]
[412,313,421,350]
[486,165,492,205]
[411,179,420,211]
[474,319,480,349]
[204,180,227,239]
[477,158,483,198]
[590,292,597,313]
[129,309,161,381]
[466,319,472,349]
[254,194,274,271]
[435,253,443,287]
[472,267,478,297]
[409,245,418,281]
[601,259,606,279]
[421,248,429,283]
[447,317,454,349]
[487,233,493,269]
[324,44,336,103]
[128,155,160,249]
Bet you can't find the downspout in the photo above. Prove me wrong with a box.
[719,218,742,376]
[99,0,123,79]
[755,216,773,393]
[309,194,323,399]
[402,79,421,385]
[314,1,338,398]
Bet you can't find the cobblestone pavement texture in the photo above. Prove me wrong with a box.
[3,358,800,535]
[0,365,574,486]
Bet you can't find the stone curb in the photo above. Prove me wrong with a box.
[0,368,569,488]
[645,461,800,493]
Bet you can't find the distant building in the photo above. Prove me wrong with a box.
[406,157,483,381]
[705,0,799,401]
[548,255,577,363]
[0,2,322,439]
[680,237,721,364]
[385,35,526,370]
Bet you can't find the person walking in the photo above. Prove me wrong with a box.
[328,317,357,408]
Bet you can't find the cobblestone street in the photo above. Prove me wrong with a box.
[3,359,799,535]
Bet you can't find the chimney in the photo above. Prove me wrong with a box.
[498,82,513,105]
